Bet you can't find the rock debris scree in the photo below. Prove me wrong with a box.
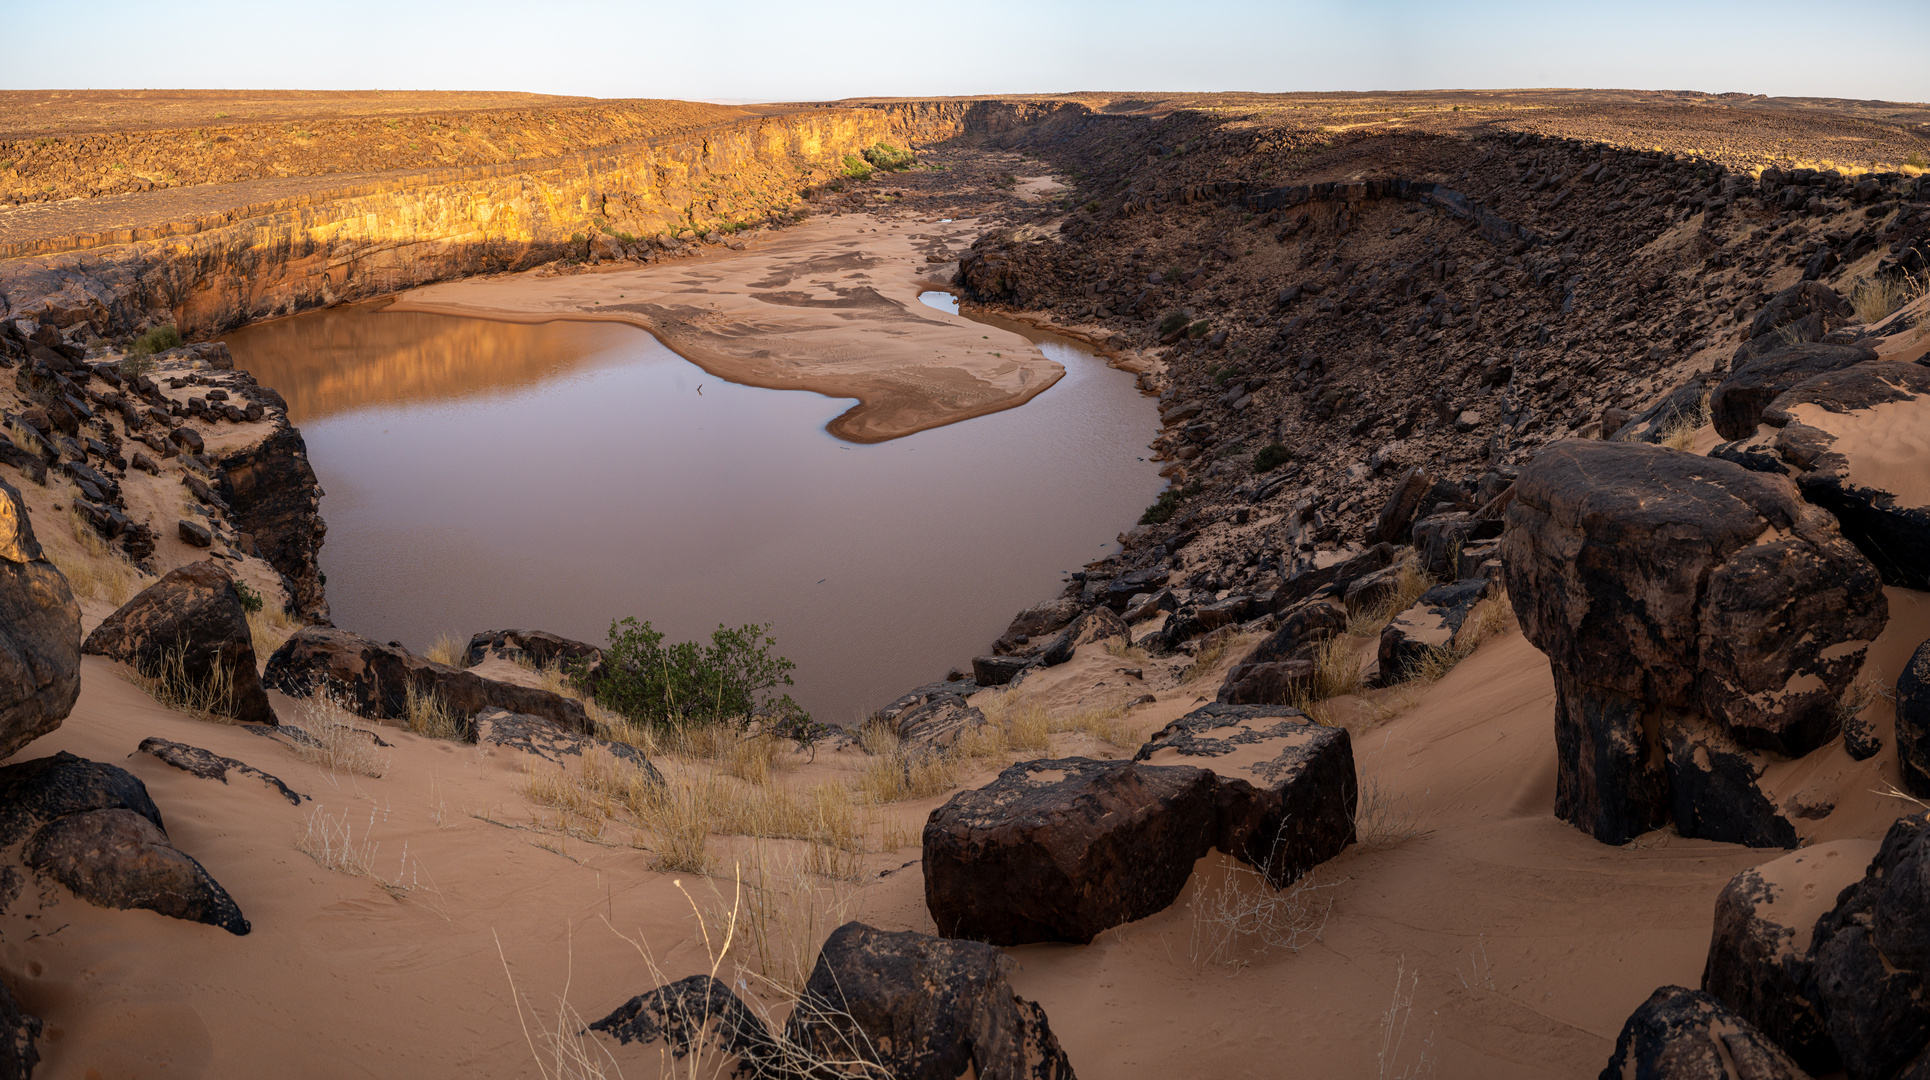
[0,477,81,759]
[0,752,249,935]
[1599,985,1807,1080]
[82,559,277,725]
[923,757,1219,945]
[1132,702,1356,887]
[1502,440,1886,845]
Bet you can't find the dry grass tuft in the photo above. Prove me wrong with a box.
[1658,392,1712,452]
[1180,628,1246,683]
[1305,635,1366,704]
[295,803,441,910]
[425,631,468,668]
[1105,637,1150,662]
[1851,271,1927,325]
[1186,856,1340,972]
[851,724,962,805]
[286,689,391,777]
[1354,772,1434,852]
[635,771,717,874]
[1051,699,1139,748]
[246,603,300,663]
[125,642,238,722]
[1400,592,1512,685]
[724,844,861,993]
[403,679,467,741]
[980,690,1050,753]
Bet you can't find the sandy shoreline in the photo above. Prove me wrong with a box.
[390,214,1065,443]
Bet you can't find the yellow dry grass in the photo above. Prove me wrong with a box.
[403,679,466,741]
[424,632,468,667]
[285,689,391,777]
[124,640,238,723]
[246,603,299,663]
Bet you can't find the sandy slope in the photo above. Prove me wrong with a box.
[5,583,1924,1079]
[390,213,1064,443]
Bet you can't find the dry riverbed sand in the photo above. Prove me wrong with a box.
[11,576,1927,1079]
[391,213,1062,442]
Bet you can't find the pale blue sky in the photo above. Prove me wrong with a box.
[5,0,1926,102]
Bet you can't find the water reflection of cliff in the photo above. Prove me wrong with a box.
[225,303,640,423]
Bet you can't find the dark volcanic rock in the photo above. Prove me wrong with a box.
[1703,841,1876,1075]
[971,654,1034,687]
[264,627,590,734]
[1600,986,1808,1080]
[1710,342,1879,441]
[0,978,39,1080]
[24,808,250,935]
[216,425,329,622]
[1039,606,1131,666]
[1378,578,1496,684]
[786,922,1076,1080]
[1759,361,1930,589]
[1368,465,1433,544]
[1748,281,1855,343]
[588,974,779,1070]
[1272,543,1397,612]
[1503,441,1885,845]
[0,751,163,850]
[1218,594,1346,703]
[1901,640,1930,797]
[474,708,662,779]
[136,736,305,805]
[1133,703,1355,886]
[923,757,1216,945]
[1001,596,1083,639]
[83,560,276,725]
[1807,812,1930,1080]
[461,628,602,676]
[0,477,80,759]
[896,694,989,755]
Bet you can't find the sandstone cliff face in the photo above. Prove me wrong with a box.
[215,424,327,624]
[0,103,1072,340]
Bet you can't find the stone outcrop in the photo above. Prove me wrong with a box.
[923,757,1217,945]
[786,922,1076,1080]
[1709,342,1878,441]
[588,974,780,1070]
[895,694,989,756]
[1805,812,1930,1080]
[1900,640,1930,797]
[82,560,276,725]
[1503,440,1885,845]
[1756,360,1930,590]
[136,737,305,806]
[1216,593,1346,705]
[215,425,329,623]
[1378,577,1496,684]
[0,752,249,934]
[1133,703,1355,886]
[0,477,80,759]
[264,627,589,735]
[1600,986,1808,1080]
[461,628,602,674]
[473,708,661,780]
[1702,841,1878,1074]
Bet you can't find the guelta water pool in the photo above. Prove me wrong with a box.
[224,293,1163,723]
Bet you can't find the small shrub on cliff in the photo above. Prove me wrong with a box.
[127,325,182,359]
[1157,310,1189,336]
[1140,480,1204,526]
[588,617,803,730]
[1253,444,1292,473]
[863,143,914,172]
[233,581,264,613]
[840,154,873,181]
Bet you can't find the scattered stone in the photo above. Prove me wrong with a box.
[1702,840,1877,1074]
[178,518,212,547]
[588,974,780,1069]
[895,694,989,756]
[1601,986,1807,1080]
[264,627,590,735]
[135,737,305,805]
[1378,578,1496,683]
[971,654,1033,687]
[0,477,80,759]
[1001,596,1083,640]
[1133,703,1355,886]
[924,757,1216,944]
[83,560,276,725]
[786,922,1076,1080]
[474,708,661,779]
[1040,606,1131,666]
[1367,465,1433,544]
[461,628,603,677]
[1503,441,1885,844]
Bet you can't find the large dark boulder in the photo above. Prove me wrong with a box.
[264,627,590,734]
[24,809,250,935]
[923,757,1217,945]
[971,654,1033,687]
[1702,841,1877,1074]
[0,752,249,934]
[1133,703,1355,886]
[588,974,780,1070]
[785,922,1076,1080]
[1377,578,1495,684]
[0,978,39,1080]
[461,628,602,676]
[1900,640,1930,797]
[1601,986,1808,1080]
[1710,342,1879,440]
[1271,543,1397,612]
[0,477,80,759]
[1503,441,1886,845]
[1039,606,1130,667]
[1368,465,1433,545]
[1807,812,1930,1080]
[82,560,276,725]
[1216,594,1346,704]
[1758,361,1930,589]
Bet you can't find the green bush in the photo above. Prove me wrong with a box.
[1187,320,1212,339]
[1212,366,1245,386]
[1139,480,1204,526]
[117,353,154,381]
[127,325,182,359]
[1157,310,1189,336]
[586,617,802,729]
[233,581,264,614]
[841,154,874,181]
[863,143,914,171]
[1253,444,1292,473]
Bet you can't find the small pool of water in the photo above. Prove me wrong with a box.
[226,295,1162,723]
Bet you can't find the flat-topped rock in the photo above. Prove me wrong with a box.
[923,757,1217,945]
[1710,341,1878,441]
[83,560,276,725]
[1134,702,1355,887]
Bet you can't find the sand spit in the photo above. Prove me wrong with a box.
[389,213,1063,442]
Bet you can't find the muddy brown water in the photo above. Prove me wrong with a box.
[225,294,1163,724]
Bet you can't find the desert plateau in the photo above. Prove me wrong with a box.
[1,9,1930,1079]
